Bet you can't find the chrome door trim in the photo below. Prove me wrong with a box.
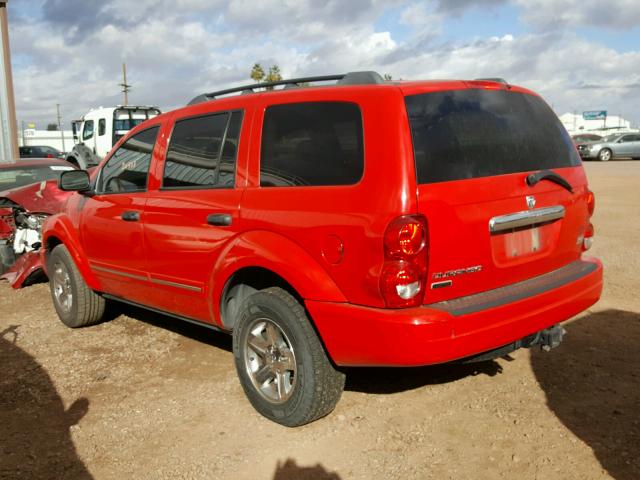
[91,264,148,281]
[150,277,202,292]
[489,205,565,233]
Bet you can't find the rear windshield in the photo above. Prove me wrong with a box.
[405,89,580,184]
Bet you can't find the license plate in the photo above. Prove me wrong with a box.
[505,227,540,258]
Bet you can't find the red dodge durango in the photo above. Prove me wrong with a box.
[42,72,603,426]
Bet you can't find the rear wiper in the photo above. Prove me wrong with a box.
[526,169,573,193]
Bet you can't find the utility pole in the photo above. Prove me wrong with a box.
[0,1,19,162]
[56,103,65,152]
[119,62,131,106]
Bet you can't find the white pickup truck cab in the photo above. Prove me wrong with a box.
[67,105,161,169]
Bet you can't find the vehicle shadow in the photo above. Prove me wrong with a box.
[272,458,341,480]
[107,302,232,352]
[530,309,640,480]
[0,325,93,479]
[344,359,503,394]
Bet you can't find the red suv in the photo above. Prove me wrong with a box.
[42,72,603,426]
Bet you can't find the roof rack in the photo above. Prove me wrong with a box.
[474,77,509,85]
[188,71,385,105]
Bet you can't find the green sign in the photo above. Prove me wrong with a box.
[583,111,607,120]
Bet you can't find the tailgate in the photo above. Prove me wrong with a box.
[405,86,592,303]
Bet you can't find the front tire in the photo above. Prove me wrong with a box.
[47,245,105,328]
[233,287,345,427]
[597,148,612,161]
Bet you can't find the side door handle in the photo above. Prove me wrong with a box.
[207,213,232,226]
[121,211,140,222]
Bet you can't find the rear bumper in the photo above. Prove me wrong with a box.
[307,258,603,367]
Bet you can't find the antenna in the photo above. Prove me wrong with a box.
[119,63,131,105]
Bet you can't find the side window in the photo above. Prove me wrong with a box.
[82,120,94,141]
[162,110,243,189]
[260,102,364,187]
[98,126,159,193]
[98,118,106,136]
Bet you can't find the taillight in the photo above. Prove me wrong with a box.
[380,215,428,308]
[586,189,595,217]
[582,223,594,251]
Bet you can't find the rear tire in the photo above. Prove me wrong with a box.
[47,245,105,328]
[597,148,612,161]
[233,287,345,427]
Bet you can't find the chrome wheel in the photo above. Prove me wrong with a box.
[52,260,73,314]
[244,318,297,404]
[598,149,612,161]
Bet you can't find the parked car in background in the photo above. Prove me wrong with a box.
[576,133,640,161]
[42,72,602,427]
[0,159,76,287]
[19,145,65,159]
[571,133,602,144]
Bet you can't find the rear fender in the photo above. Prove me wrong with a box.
[209,231,347,326]
[41,214,100,290]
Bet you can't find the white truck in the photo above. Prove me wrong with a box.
[67,105,161,169]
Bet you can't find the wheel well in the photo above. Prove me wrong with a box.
[220,267,303,330]
[44,236,63,259]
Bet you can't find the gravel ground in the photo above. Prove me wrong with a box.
[1,161,639,480]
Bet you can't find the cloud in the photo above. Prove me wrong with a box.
[8,0,640,128]
[515,0,640,30]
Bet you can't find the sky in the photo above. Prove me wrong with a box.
[8,0,640,129]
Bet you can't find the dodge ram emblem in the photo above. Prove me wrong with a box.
[526,195,536,209]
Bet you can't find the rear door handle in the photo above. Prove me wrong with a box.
[207,213,232,226]
[121,211,140,222]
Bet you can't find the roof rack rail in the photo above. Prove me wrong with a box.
[474,77,509,85]
[188,71,385,105]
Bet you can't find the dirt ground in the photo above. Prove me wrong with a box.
[1,161,639,480]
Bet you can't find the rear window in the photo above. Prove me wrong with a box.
[405,89,580,184]
[260,102,363,187]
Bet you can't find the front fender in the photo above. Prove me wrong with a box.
[41,213,100,290]
[209,230,347,325]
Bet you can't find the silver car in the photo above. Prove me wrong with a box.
[577,133,640,161]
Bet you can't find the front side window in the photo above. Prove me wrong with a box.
[82,120,94,141]
[260,102,364,187]
[98,118,106,136]
[162,111,242,189]
[98,126,159,193]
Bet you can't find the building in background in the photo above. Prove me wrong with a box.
[559,112,635,135]
[18,129,74,152]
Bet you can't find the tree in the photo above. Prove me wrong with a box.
[250,63,265,83]
[46,123,58,131]
[383,73,393,81]
[266,65,282,83]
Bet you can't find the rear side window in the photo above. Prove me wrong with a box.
[98,118,106,136]
[260,102,363,187]
[163,111,243,189]
[405,89,581,184]
[99,126,159,193]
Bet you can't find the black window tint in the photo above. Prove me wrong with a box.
[260,102,363,187]
[99,126,158,193]
[98,118,106,136]
[82,120,94,141]
[163,111,242,189]
[405,90,581,184]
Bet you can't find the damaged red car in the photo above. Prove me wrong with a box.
[0,159,76,287]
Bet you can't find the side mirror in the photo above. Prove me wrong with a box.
[59,170,91,192]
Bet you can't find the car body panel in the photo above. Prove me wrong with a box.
[41,79,602,366]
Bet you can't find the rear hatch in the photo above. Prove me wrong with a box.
[404,85,591,304]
